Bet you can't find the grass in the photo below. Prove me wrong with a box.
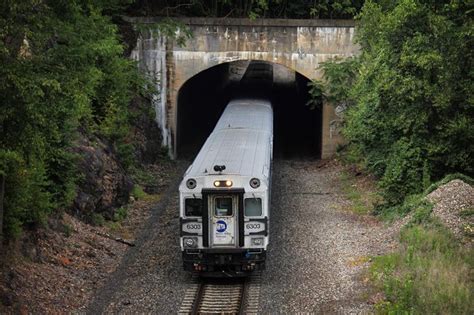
[459,207,474,218]
[62,223,73,237]
[370,207,474,314]
[337,155,474,313]
[113,206,128,222]
[131,185,147,200]
[375,193,433,223]
[339,170,380,214]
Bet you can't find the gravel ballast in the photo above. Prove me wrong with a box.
[427,179,474,245]
[84,161,190,314]
[259,160,396,313]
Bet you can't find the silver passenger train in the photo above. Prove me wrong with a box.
[179,98,273,276]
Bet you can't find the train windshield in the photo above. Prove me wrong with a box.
[245,198,262,216]
[215,197,233,216]
[185,198,202,216]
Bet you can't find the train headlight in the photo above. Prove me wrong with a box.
[251,237,264,246]
[186,178,197,189]
[250,178,260,188]
[214,180,233,187]
[183,237,197,248]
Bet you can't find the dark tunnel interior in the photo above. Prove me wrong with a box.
[177,61,322,159]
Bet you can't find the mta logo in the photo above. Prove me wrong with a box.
[216,220,227,233]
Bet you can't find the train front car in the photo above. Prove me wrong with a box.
[179,99,273,276]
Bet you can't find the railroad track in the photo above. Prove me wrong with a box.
[178,272,262,314]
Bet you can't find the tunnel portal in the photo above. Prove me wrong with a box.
[176,60,322,159]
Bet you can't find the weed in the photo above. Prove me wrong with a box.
[107,221,121,232]
[370,221,473,314]
[130,167,156,187]
[131,185,147,200]
[62,223,73,237]
[375,193,432,223]
[339,170,378,214]
[113,206,128,222]
[459,208,474,218]
[89,213,105,226]
[463,223,474,237]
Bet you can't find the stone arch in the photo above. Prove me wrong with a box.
[129,17,356,158]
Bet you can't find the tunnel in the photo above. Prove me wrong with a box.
[176,60,323,159]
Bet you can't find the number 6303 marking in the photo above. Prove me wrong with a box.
[246,223,261,229]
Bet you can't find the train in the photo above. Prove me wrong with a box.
[179,97,273,276]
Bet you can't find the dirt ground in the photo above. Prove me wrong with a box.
[0,161,180,314]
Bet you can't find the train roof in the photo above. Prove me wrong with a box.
[185,99,273,179]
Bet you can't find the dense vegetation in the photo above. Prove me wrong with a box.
[319,0,473,206]
[0,0,150,240]
[128,0,364,19]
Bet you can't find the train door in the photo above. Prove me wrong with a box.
[209,195,238,247]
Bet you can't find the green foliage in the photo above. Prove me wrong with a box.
[136,18,192,47]
[320,0,473,205]
[0,0,150,238]
[128,0,364,19]
[90,213,105,226]
[130,166,156,187]
[306,80,325,109]
[131,185,146,200]
[62,223,73,237]
[371,222,473,314]
[339,170,380,214]
[113,206,128,222]
[424,173,474,195]
[459,208,474,219]
[319,57,359,108]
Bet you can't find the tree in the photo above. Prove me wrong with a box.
[333,0,474,203]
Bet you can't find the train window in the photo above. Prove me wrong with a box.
[245,198,262,216]
[215,197,233,216]
[185,199,202,217]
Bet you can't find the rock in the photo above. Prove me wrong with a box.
[72,132,133,220]
[128,96,163,165]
